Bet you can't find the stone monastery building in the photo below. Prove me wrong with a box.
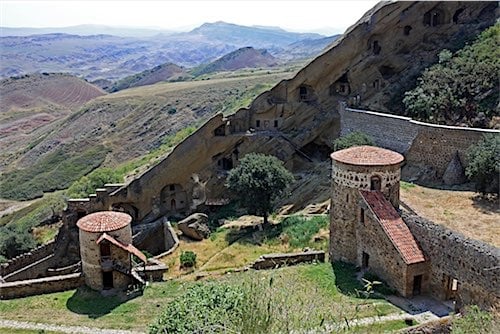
[330,146,428,297]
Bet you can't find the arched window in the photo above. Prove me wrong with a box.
[370,176,381,191]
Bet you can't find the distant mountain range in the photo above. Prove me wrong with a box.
[1,24,176,38]
[0,22,340,81]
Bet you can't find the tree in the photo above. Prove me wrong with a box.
[465,134,499,195]
[333,131,374,151]
[226,153,294,225]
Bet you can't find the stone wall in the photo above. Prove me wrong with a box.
[339,105,499,177]
[251,250,325,270]
[0,273,84,299]
[402,212,500,309]
[0,241,55,277]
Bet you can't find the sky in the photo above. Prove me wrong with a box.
[0,0,380,35]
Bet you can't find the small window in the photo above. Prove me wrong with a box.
[360,208,365,223]
[370,176,381,191]
[169,185,175,191]
[372,41,381,55]
[346,194,349,203]
[256,120,261,128]
[403,25,412,36]
[274,120,278,128]
[299,86,308,101]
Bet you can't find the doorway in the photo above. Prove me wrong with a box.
[102,271,113,289]
[362,252,369,269]
[413,275,422,295]
[100,242,111,258]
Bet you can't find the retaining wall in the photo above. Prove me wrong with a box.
[0,273,84,299]
[0,241,55,278]
[251,250,325,270]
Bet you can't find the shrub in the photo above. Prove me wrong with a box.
[149,283,244,334]
[451,305,494,334]
[67,167,122,198]
[465,134,499,195]
[362,271,396,295]
[179,250,197,268]
[403,24,499,127]
[0,225,37,259]
[279,215,329,248]
[333,131,374,151]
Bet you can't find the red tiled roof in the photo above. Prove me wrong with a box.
[331,145,404,166]
[96,233,147,263]
[359,190,425,264]
[77,211,131,233]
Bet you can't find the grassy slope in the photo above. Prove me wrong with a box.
[0,263,401,332]
[1,69,293,200]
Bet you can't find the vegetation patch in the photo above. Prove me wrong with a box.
[0,145,108,200]
[403,24,499,128]
[465,134,499,195]
[333,131,374,151]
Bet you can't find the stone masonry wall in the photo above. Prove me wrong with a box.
[0,273,84,299]
[0,241,55,278]
[402,212,500,309]
[339,105,499,178]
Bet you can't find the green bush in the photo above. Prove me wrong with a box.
[403,24,499,127]
[465,134,499,195]
[179,251,197,268]
[67,167,123,198]
[333,131,374,151]
[0,225,37,259]
[279,215,329,248]
[149,283,244,334]
[452,305,494,334]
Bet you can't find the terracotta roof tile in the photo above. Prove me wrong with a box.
[77,211,131,233]
[331,145,404,166]
[96,233,147,263]
[360,190,425,264]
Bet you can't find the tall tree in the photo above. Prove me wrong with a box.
[226,153,294,225]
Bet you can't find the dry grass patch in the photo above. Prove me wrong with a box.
[400,182,500,246]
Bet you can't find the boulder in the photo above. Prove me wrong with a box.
[443,151,466,185]
[177,213,210,240]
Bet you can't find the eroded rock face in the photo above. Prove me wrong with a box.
[177,213,210,241]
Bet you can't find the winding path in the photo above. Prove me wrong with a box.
[0,319,144,334]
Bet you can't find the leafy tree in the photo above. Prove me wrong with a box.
[403,24,499,127]
[333,131,374,151]
[226,153,293,225]
[465,134,499,195]
[0,225,37,260]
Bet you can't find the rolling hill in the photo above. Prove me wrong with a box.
[109,63,189,92]
[191,47,279,76]
[0,73,106,175]
[0,70,293,200]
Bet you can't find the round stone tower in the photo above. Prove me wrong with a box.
[329,145,404,263]
[76,211,133,291]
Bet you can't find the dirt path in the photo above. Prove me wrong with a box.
[0,319,144,334]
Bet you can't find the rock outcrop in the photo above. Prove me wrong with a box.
[442,151,466,185]
[177,213,210,240]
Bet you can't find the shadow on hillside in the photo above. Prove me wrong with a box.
[331,261,364,297]
[224,223,282,246]
[471,194,499,214]
[66,286,138,318]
